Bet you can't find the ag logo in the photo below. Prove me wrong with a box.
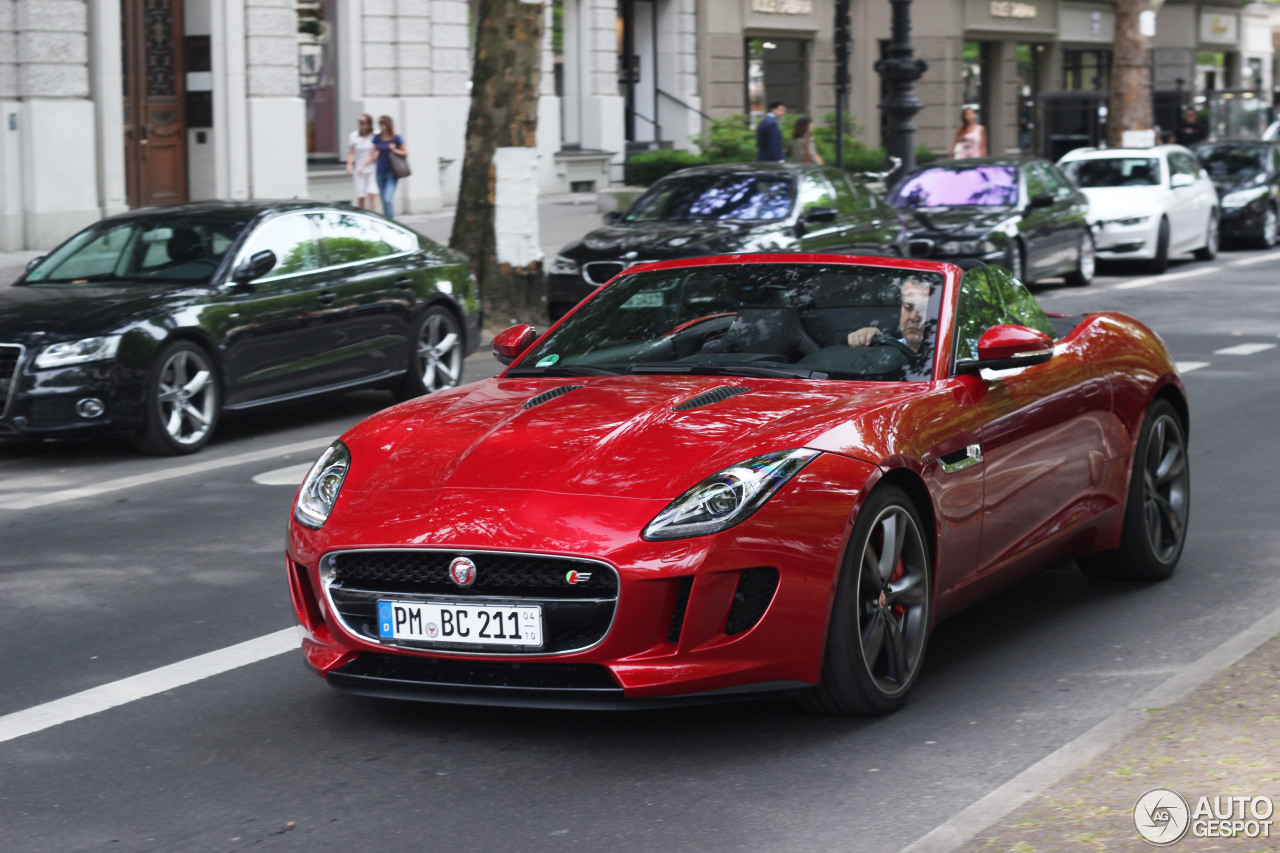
[449,556,477,587]
[1134,787,1191,845]
[565,570,592,585]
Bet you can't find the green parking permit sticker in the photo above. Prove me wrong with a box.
[537,354,560,367]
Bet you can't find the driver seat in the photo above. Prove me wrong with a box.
[166,228,206,263]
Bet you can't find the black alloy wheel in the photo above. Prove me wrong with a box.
[1149,217,1171,274]
[802,484,932,716]
[1258,205,1278,249]
[1078,399,1190,581]
[395,305,465,402]
[134,340,220,455]
[1064,230,1095,287]
[1193,212,1218,261]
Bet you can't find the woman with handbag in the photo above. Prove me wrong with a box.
[364,115,409,218]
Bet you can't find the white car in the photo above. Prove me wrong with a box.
[1057,145,1219,273]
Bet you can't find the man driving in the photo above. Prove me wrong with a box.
[845,278,930,353]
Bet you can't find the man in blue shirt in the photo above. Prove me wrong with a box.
[756,102,787,162]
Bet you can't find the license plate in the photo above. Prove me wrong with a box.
[377,600,543,647]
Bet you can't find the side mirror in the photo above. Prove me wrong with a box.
[491,323,539,365]
[955,324,1054,374]
[804,205,839,223]
[602,210,623,225]
[1170,173,1194,189]
[231,249,277,285]
[1028,192,1055,209]
[24,255,45,273]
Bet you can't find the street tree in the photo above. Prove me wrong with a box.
[1106,0,1156,147]
[449,0,546,326]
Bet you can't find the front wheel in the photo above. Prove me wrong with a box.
[1148,217,1170,274]
[1078,399,1189,581]
[802,485,932,716]
[1193,212,1218,260]
[395,305,465,402]
[133,340,220,455]
[1257,205,1278,249]
[1064,230,1095,287]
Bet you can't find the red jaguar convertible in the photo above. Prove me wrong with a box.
[285,254,1190,716]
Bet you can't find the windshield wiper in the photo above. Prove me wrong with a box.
[628,362,828,380]
[505,365,623,377]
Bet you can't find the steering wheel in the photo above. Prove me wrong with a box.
[869,332,917,358]
[665,312,737,336]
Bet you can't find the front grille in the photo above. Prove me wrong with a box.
[25,397,80,429]
[667,576,694,644]
[0,344,22,418]
[583,261,626,286]
[334,652,621,690]
[724,567,779,636]
[325,550,618,655]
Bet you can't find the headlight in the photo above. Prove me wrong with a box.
[549,254,580,276]
[34,335,122,368]
[1221,187,1268,209]
[643,448,820,541]
[1104,216,1149,227]
[294,441,351,529]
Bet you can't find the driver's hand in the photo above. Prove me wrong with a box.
[846,327,879,348]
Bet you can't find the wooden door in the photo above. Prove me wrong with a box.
[122,0,188,208]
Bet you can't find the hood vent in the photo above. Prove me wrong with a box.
[673,385,753,412]
[523,384,585,409]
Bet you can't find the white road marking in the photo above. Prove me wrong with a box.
[1176,361,1210,373]
[0,629,297,745]
[902,604,1280,853]
[0,437,334,510]
[252,462,313,487]
[1214,342,1277,356]
[1229,252,1280,267]
[1113,265,1222,290]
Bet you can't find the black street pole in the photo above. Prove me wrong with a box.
[875,0,927,179]
[835,0,851,168]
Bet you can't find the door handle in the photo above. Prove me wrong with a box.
[939,444,983,474]
[316,291,336,305]
[394,277,413,290]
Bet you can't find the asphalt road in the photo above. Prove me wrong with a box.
[3,244,1279,852]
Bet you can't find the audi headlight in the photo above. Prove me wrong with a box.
[34,335,122,368]
[643,448,820,541]
[549,254,580,276]
[1221,187,1268,209]
[294,441,351,529]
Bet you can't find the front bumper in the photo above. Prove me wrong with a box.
[1219,203,1267,239]
[0,350,146,439]
[546,273,598,322]
[286,452,876,708]
[1093,218,1159,259]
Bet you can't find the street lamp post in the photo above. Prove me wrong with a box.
[875,0,928,177]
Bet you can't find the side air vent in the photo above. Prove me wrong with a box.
[523,385,584,409]
[667,576,694,644]
[724,567,779,636]
[673,385,753,412]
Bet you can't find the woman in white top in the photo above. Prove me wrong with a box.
[346,114,377,209]
[951,107,987,159]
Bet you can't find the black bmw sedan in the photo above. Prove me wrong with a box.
[1194,139,1280,248]
[889,158,1094,286]
[546,163,904,321]
[0,201,480,454]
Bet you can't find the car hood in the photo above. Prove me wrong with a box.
[565,220,792,260]
[339,376,913,500]
[1211,177,1266,196]
[0,282,184,342]
[897,206,1015,237]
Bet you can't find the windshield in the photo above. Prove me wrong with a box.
[515,263,944,382]
[24,215,252,286]
[888,166,1019,208]
[1197,145,1267,181]
[1060,157,1161,188]
[624,175,795,222]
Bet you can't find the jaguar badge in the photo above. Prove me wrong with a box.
[449,556,477,587]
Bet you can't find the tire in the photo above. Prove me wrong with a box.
[1193,211,1218,261]
[801,484,932,716]
[1257,205,1278,249]
[133,340,220,455]
[1078,399,1190,582]
[1002,240,1028,283]
[395,304,465,402]
[1148,217,1170,274]
[1064,229,1095,287]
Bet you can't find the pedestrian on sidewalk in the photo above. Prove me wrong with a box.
[346,114,378,210]
[756,102,787,163]
[790,116,824,165]
[951,107,987,159]
[364,115,408,219]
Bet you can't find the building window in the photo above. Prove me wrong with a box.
[1063,49,1111,92]
[298,0,338,160]
[745,38,809,120]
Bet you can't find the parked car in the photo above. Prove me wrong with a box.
[888,158,1094,287]
[545,163,905,321]
[288,254,1189,715]
[0,201,481,454]
[1057,145,1219,273]
[1193,139,1280,248]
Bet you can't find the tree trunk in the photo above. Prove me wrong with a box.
[449,0,546,327]
[1107,0,1154,148]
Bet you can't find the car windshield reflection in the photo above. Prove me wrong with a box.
[1197,146,1267,181]
[513,263,944,382]
[624,175,796,222]
[889,166,1019,208]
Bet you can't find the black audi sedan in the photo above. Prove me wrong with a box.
[1194,139,1280,248]
[545,163,904,321]
[0,201,480,454]
[889,158,1094,286]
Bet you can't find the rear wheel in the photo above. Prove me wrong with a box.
[1148,217,1170,274]
[1078,399,1189,581]
[802,485,932,716]
[133,340,220,455]
[1193,212,1218,260]
[395,305,465,402]
[1064,230,1095,287]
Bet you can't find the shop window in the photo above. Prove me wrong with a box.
[298,0,339,161]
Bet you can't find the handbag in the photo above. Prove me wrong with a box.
[389,150,411,179]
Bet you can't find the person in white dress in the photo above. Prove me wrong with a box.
[346,115,378,210]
